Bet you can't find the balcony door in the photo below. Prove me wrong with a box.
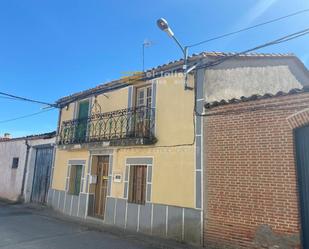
[75,100,89,143]
[135,86,152,137]
[136,85,152,108]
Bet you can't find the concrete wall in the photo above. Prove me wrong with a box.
[204,57,309,102]
[0,139,27,201]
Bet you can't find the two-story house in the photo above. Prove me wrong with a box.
[48,54,204,245]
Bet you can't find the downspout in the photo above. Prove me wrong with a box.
[20,139,30,202]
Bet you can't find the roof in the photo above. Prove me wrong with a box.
[56,51,299,106]
[204,87,309,109]
[0,131,56,143]
[0,138,10,142]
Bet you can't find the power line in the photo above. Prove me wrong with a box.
[194,27,309,117]
[0,91,57,107]
[188,8,309,48]
[196,27,309,70]
[0,108,55,124]
[0,96,18,100]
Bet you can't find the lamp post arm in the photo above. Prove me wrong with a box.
[170,36,192,90]
[171,35,186,57]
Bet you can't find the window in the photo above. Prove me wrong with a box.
[12,157,19,169]
[128,165,147,204]
[69,165,83,195]
[136,85,152,108]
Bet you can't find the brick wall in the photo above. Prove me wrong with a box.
[203,92,309,249]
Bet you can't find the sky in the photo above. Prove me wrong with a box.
[0,0,308,137]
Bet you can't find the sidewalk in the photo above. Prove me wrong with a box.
[0,201,202,249]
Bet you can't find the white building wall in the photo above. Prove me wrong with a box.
[0,136,55,202]
[0,139,27,201]
[204,57,309,102]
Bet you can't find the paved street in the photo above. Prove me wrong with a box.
[0,202,189,249]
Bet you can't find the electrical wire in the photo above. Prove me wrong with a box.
[193,27,309,117]
[196,27,309,70]
[188,8,309,48]
[0,108,56,124]
[0,96,18,100]
[0,91,57,107]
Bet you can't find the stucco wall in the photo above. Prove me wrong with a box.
[155,75,195,146]
[95,87,129,113]
[204,57,309,102]
[0,139,27,201]
[52,149,89,191]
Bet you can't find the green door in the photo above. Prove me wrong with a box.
[295,126,309,249]
[75,100,89,143]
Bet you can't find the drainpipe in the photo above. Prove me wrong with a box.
[20,139,31,202]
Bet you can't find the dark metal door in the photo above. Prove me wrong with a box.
[295,126,309,249]
[31,147,54,204]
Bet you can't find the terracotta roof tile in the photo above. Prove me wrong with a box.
[204,87,309,109]
[0,131,56,143]
[56,51,297,105]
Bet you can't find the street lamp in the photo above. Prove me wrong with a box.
[156,18,192,90]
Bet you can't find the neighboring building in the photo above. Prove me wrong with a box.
[203,88,309,249]
[0,132,56,203]
[48,51,309,246]
[202,53,309,248]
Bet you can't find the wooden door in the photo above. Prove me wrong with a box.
[94,156,109,218]
[75,100,89,143]
[31,147,54,204]
[128,165,147,205]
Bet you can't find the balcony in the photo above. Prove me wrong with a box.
[58,106,156,147]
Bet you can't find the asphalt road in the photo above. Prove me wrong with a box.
[0,202,184,249]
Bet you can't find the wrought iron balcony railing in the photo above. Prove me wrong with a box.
[58,106,156,146]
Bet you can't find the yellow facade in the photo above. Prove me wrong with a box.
[53,74,196,209]
[113,145,195,208]
[60,102,75,123]
[96,87,128,113]
[52,149,89,191]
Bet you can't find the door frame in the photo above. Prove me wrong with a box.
[86,151,113,221]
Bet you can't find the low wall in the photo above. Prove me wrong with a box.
[47,189,202,245]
